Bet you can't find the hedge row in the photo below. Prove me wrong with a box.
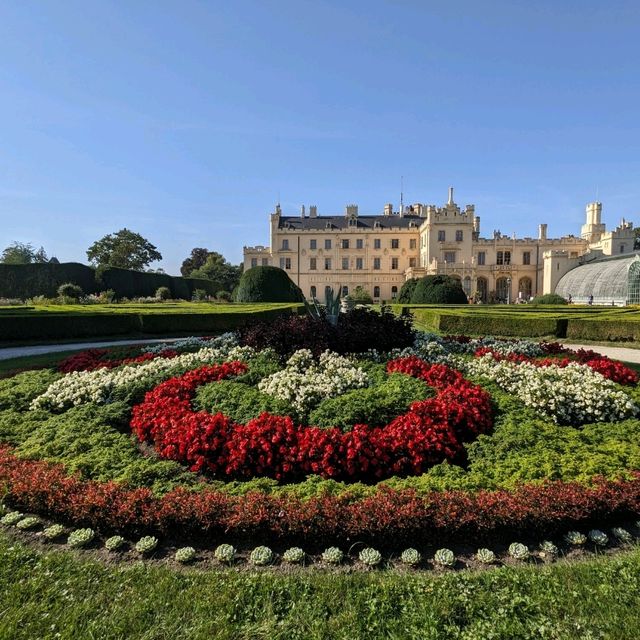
[0,307,304,341]
[0,263,220,300]
[566,319,640,342]
[408,309,563,338]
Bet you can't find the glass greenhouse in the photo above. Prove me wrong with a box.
[556,253,640,305]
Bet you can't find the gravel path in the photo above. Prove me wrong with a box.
[0,338,179,361]
[2,337,640,363]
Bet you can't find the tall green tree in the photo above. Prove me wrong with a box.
[86,228,162,271]
[180,248,211,277]
[1,241,36,264]
[189,251,242,292]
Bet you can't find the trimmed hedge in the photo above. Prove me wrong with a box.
[0,263,219,300]
[411,275,468,305]
[566,319,640,342]
[0,306,305,341]
[235,267,304,303]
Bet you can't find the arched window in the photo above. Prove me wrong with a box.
[310,286,316,299]
[496,277,510,303]
[325,285,332,302]
[391,286,398,299]
[476,277,488,303]
[463,276,472,297]
[342,285,349,297]
[373,286,380,298]
[518,277,532,300]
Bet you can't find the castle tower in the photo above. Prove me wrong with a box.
[581,202,606,244]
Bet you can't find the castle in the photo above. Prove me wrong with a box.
[243,188,638,303]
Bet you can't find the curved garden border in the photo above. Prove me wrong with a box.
[130,358,493,482]
[1,445,639,548]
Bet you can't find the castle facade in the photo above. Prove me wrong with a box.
[243,188,636,303]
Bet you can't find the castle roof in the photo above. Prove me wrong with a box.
[277,214,424,231]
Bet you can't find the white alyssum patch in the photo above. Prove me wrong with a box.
[257,349,368,415]
[463,354,637,425]
[31,334,252,411]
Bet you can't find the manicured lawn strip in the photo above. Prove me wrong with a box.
[0,533,638,640]
[0,350,88,377]
[0,303,305,344]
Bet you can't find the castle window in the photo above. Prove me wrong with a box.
[251,258,258,268]
[477,251,486,265]
[310,286,316,298]
[391,286,398,299]
[409,257,416,268]
[444,251,456,264]
[282,239,289,250]
[621,244,626,254]
[342,257,349,270]
[374,239,381,249]
[280,257,291,270]
[309,258,317,270]
[324,258,332,270]
[325,239,332,250]
[523,251,531,265]
[342,286,349,296]
[348,217,357,227]
[410,239,417,250]
[342,239,349,249]
[391,257,399,270]
[356,239,364,249]
[373,257,381,270]
[373,286,380,298]
[455,230,463,242]
[497,251,511,265]
[438,230,446,242]
[310,239,317,250]
[261,258,269,266]
[356,257,363,270]
[391,239,399,249]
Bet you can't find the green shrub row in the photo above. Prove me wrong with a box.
[0,306,303,341]
[0,262,220,300]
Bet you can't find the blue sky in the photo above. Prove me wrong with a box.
[1,1,639,274]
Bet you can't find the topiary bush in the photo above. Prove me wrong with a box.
[398,278,419,303]
[214,544,236,564]
[57,282,83,300]
[235,266,304,303]
[216,290,232,302]
[249,546,274,566]
[531,293,568,305]
[282,547,305,564]
[411,275,468,305]
[155,286,171,300]
[345,286,373,305]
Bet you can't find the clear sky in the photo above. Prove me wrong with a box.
[1,0,639,274]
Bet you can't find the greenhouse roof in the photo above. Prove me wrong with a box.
[556,253,640,304]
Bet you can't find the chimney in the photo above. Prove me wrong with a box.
[473,216,480,233]
[384,203,393,216]
[538,223,548,241]
[300,205,305,218]
[448,186,454,204]
[309,205,317,218]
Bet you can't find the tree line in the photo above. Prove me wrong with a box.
[1,229,243,293]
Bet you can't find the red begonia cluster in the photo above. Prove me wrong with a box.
[1,445,638,547]
[130,357,492,482]
[473,347,638,386]
[58,348,179,373]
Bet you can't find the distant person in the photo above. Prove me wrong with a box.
[588,295,594,305]
[567,295,572,304]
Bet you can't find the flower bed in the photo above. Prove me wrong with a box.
[0,320,638,557]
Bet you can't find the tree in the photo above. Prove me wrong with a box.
[180,248,212,277]
[189,251,243,292]
[86,228,162,271]
[1,241,36,264]
[235,266,304,302]
[33,246,49,263]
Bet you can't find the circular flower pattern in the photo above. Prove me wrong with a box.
[130,356,493,482]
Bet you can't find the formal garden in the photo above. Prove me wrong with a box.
[1,305,639,637]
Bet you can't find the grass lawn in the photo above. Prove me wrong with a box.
[0,533,638,640]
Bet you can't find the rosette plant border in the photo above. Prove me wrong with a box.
[130,357,493,482]
[1,445,639,548]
